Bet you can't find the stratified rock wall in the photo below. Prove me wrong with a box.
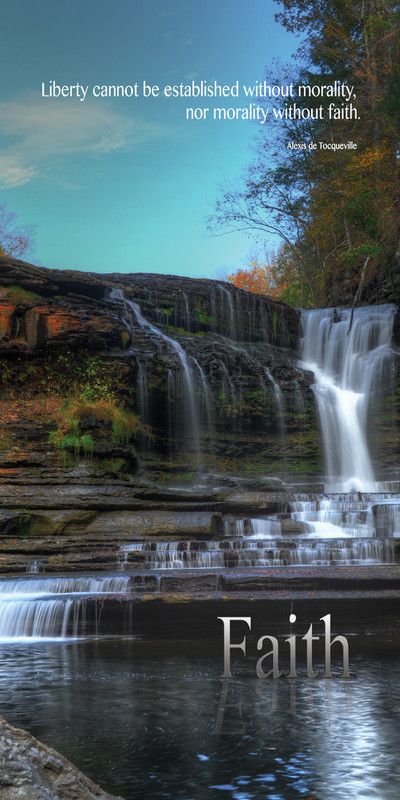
[0,255,324,570]
[0,258,398,567]
[0,255,319,479]
[0,255,393,571]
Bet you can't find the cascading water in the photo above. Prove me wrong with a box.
[108,294,397,571]
[300,305,396,492]
[292,304,399,552]
[0,575,134,641]
[118,513,394,570]
[2,294,398,646]
[109,288,203,471]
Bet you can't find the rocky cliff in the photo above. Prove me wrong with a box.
[0,255,398,573]
[0,255,316,473]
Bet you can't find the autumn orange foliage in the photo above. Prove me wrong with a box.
[228,262,285,298]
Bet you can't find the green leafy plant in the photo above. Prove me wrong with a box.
[0,284,40,303]
[49,397,141,459]
[121,331,130,349]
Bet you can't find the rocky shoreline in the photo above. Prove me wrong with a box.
[0,716,123,800]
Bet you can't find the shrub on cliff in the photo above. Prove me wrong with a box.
[50,397,141,459]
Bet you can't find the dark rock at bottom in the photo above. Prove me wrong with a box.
[0,717,124,800]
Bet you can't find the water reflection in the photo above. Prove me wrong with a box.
[0,639,399,799]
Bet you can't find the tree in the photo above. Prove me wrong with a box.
[0,203,36,258]
[226,248,314,307]
[227,259,281,297]
[208,0,400,306]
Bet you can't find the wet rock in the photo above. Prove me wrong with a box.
[84,510,221,538]
[0,509,98,537]
[0,255,322,485]
[280,518,312,535]
[0,717,124,800]
[220,491,288,513]
[0,256,324,570]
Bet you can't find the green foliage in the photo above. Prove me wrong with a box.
[344,243,382,267]
[17,511,36,536]
[0,434,11,452]
[22,350,122,402]
[109,406,141,444]
[160,307,174,325]
[0,360,11,383]
[108,457,129,473]
[49,397,141,460]
[195,302,213,326]
[0,284,40,303]
[121,331,130,349]
[68,355,113,402]
[157,471,195,483]
[209,0,400,306]
[50,431,94,460]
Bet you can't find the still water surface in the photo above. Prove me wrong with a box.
[0,637,399,800]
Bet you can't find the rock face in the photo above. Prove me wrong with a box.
[0,255,399,571]
[0,254,318,476]
[0,717,123,800]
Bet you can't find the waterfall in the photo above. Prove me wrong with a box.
[129,298,202,470]
[0,575,134,641]
[191,356,214,434]
[300,305,396,492]
[117,532,393,569]
[118,541,226,569]
[109,288,203,472]
[107,285,292,475]
[217,284,237,340]
[106,291,396,570]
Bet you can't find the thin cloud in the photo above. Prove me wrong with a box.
[0,154,38,188]
[0,95,168,189]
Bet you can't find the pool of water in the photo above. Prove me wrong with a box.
[0,635,399,799]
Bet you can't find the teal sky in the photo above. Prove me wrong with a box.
[0,0,299,279]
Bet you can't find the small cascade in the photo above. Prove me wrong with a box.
[117,486,398,572]
[0,576,134,594]
[191,356,214,434]
[118,542,226,569]
[263,367,284,415]
[136,360,150,428]
[217,284,237,340]
[118,534,393,569]
[225,505,396,552]
[219,360,237,414]
[223,518,281,538]
[289,494,375,538]
[263,366,285,438]
[26,559,43,574]
[109,288,203,470]
[182,291,191,332]
[0,575,134,641]
[292,379,306,415]
[215,335,286,433]
[372,500,400,537]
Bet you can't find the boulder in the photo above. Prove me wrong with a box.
[0,717,123,800]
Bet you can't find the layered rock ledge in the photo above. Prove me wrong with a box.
[0,255,399,572]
